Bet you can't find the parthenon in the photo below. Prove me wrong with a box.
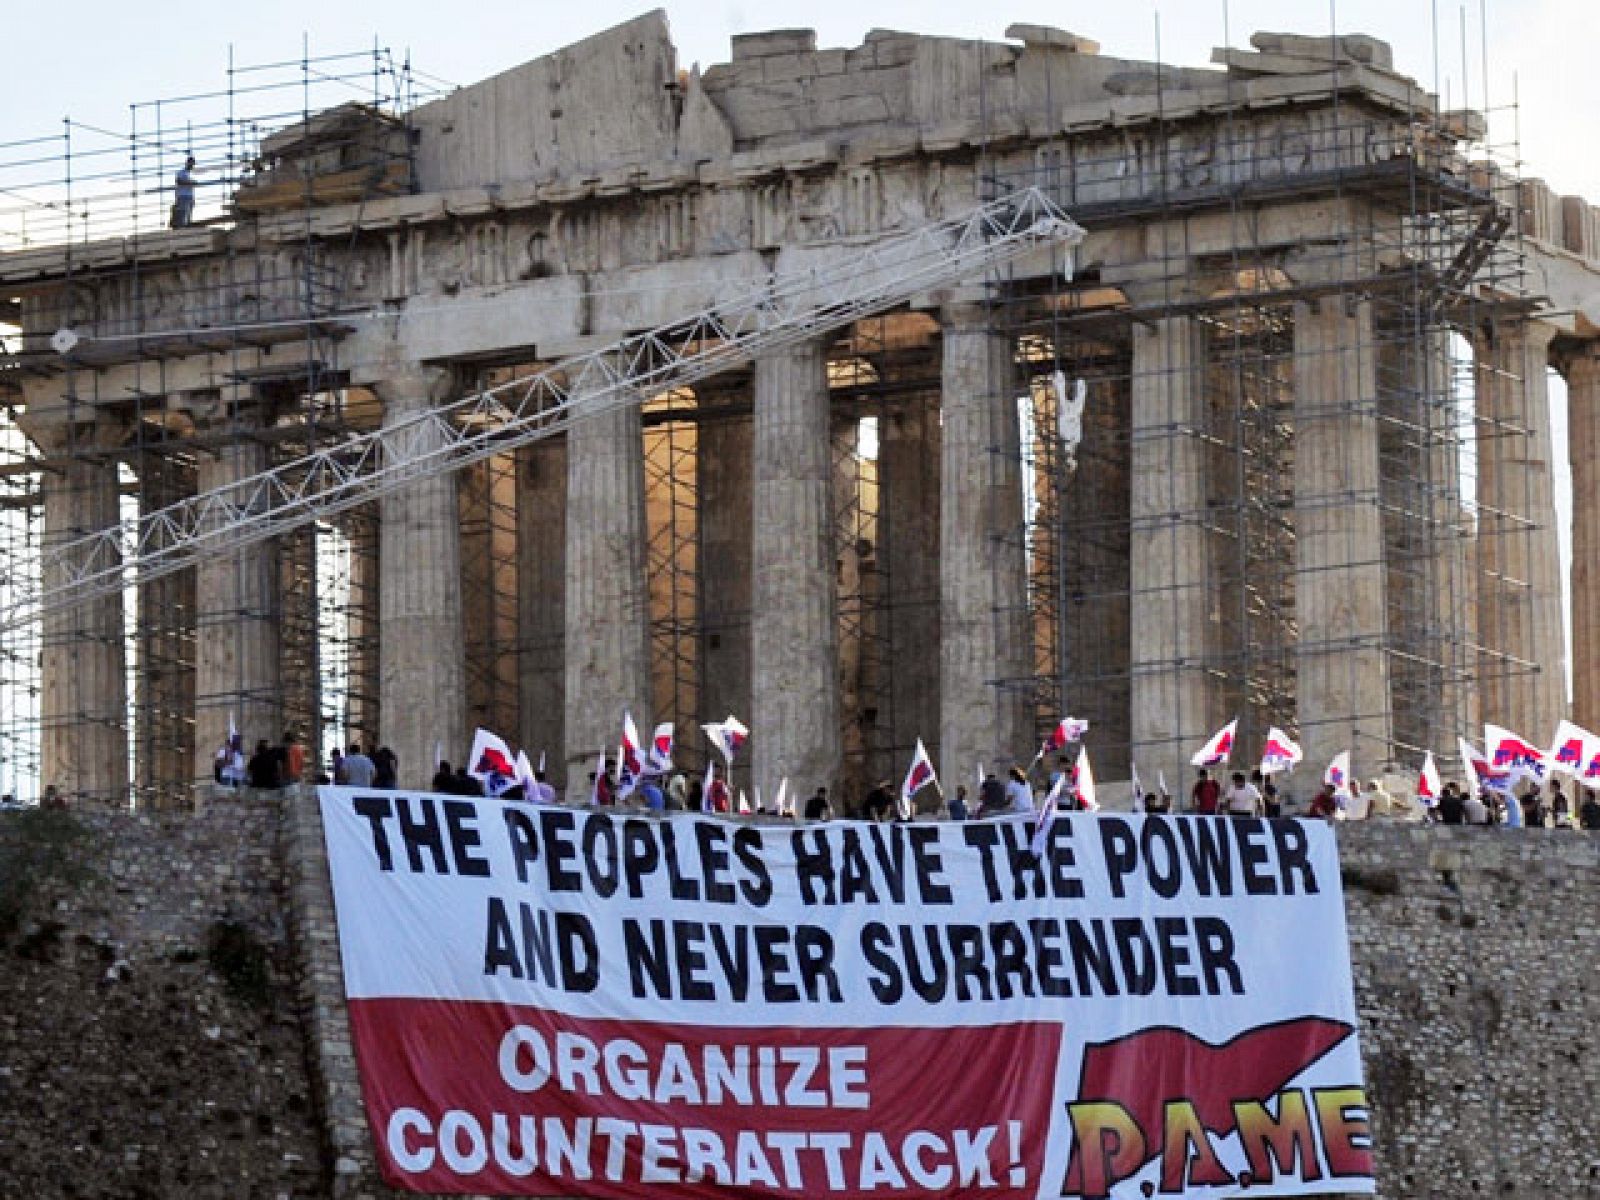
[3,11,1598,807]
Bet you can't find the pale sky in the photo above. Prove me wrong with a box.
[3,1,1596,199]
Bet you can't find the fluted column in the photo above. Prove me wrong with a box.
[751,340,841,799]
[376,365,466,786]
[193,410,281,784]
[1564,342,1600,730]
[1475,319,1565,736]
[697,381,753,759]
[563,360,650,784]
[517,437,566,786]
[1292,295,1392,778]
[939,303,1031,781]
[1130,316,1215,790]
[38,422,128,804]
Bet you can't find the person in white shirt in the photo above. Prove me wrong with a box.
[1462,790,1490,825]
[1223,772,1262,817]
[1005,766,1036,814]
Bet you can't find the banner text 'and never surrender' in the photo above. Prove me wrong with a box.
[348,800,1321,1006]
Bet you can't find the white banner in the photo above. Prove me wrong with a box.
[320,788,1374,1199]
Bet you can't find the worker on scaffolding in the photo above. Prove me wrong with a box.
[170,156,199,228]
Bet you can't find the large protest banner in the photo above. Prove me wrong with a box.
[319,789,1375,1199]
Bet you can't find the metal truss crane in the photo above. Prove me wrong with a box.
[5,187,1084,632]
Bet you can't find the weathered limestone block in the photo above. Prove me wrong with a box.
[1130,316,1216,793]
[563,359,651,784]
[1292,295,1392,778]
[36,421,129,803]
[939,304,1032,780]
[751,341,841,799]
[1474,320,1565,737]
[1563,343,1600,729]
[376,365,466,786]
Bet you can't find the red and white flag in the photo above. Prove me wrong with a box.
[1417,751,1441,808]
[514,749,538,798]
[1074,745,1099,812]
[1324,750,1353,800]
[899,738,937,819]
[775,777,792,817]
[702,715,749,766]
[467,728,518,797]
[1547,719,1595,779]
[700,760,716,813]
[1038,716,1090,763]
[1130,762,1144,814]
[1484,723,1546,786]
[617,712,645,796]
[1458,736,1493,796]
[1258,726,1303,776]
[1190,718,1237,768]
[1030,773,1069,858]
[589,752,606,807]
[649,722,675,773]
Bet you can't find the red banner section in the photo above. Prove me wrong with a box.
[350,999,1062,1198]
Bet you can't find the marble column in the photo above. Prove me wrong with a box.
[938,303,1032,782]
[517,438,566,787]
[1475,319,1565,737]
[38,423,129,804]
[1129,316,1216,793]
[563,361,651,785]
[193,423,281,784]
[696,382,753,764]
[752,340,841,799]
[1292,295,1392,778]
[1563,342,1600,730]
[376,365,466,787]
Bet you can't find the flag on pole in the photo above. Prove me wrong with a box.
[737,789,750,815]
[1130,762,1144,814]
[434,741,444,771]
[590,752,606,807]
[899,738,937,819]
[1075,745,1099,812]
[1547,719,1594,778]
[514,749,538,798]
[1484,723,1547,786]
[1030,773,1069,858]
[1034,717,1090,765]
[1191,718,1238,768]
[1158,769,1169,801]
[701,760,716,813]
[1259,727,1303,776]
[1458,737,1491,797]
[1417,751,1441,808]
[775,777,791,817]
[537,750,546,775]
[649,722,675,774]
[1324,751,1352,800]
[703,715,749,766]
[617,712,645,797]
[468,728,519,796]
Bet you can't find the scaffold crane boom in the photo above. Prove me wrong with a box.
[4,187,1083,633]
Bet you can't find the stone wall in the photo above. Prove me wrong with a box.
[3,794,1595,1197]
[0,790,325,1198]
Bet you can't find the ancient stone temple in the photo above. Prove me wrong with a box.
[3,12,1598,808]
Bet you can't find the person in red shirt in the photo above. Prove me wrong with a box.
[707,764,731,814]
[1191,769,1221,815]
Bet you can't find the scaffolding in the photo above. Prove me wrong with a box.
[0,19,1561,811]
[0,42,444,805]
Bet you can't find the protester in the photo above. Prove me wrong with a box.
[666,773,689,811]
[1549,779,1572,828]
[1223,771,1262,817]
[1005,766,1035,815]
[947,785,970,821]
[639,777,666,812]
[1462,789,1490,826]
[1143,790,1170,815]
[1522,785,1545,829]
[1261,776,1282,818]
[1191,769,1220,815]
[532,769,557,805]
[247,739,282,789]
[373,746,399,789]
[975,772,1008,819]
[1307,783,1338,821]
[1438,783,1466,825]
[431,760,455,794]
[1580,789,1600,831]
[343,744,376,788]
[804,786,832,821]
[1502,787,1523,828]
[330,747,347,785]
[705,765,730,814]
[282,730,305,785]
[864,780,894,822]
